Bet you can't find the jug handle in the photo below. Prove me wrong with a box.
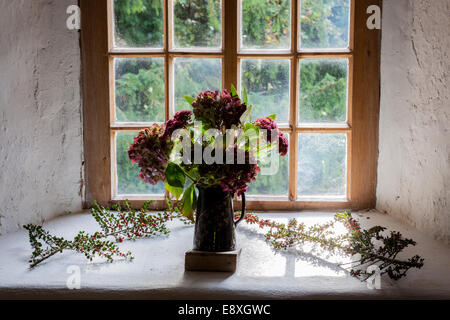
[234,193,246,226]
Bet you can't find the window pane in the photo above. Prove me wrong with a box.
[300,0,350,50]
[299,58,348,123]
[298,133,347,197]
[241,0,291,50]
[247,136,289,196]
[174,58,222,112]
[241,59,290,123]
[115,58,165,123]
[116,132,165,195]
[173,0,222,49]
[113,0,164,48]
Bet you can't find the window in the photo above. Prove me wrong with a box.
[81,0,381,210]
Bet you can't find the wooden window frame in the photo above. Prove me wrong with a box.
[80,0,381,211]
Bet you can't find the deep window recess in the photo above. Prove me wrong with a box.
[80,0,381,211]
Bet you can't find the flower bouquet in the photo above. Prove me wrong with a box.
[128,86,288,251]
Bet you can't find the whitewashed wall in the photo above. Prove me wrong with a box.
[377,0,450,243]
[0,0,83,233]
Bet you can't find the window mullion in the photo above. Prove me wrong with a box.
[289,0,299,201]
[164,0,170,201]
[224,0,238,90]
[289,58,299,201]
[164,0,170,121]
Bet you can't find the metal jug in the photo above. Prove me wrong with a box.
[193,186,246,252]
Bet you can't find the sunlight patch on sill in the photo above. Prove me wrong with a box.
[294,260,346,278]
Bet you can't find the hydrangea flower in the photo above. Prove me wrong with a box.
[219,147,260,196]
[162,110,193,140]
[254,116,289,156]
[128,124,172,185]
[192,89,247,129]
[278,132,289,156]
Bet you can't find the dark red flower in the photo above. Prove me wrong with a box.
[218,147,260,196]
[254,117,289,156]
[162,110,193,140]
[254,116,279,141]
[278,132,289,156]
[192,89,247,129]
[128,124,172,185]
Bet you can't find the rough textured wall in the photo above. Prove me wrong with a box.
[0,0,83,233]
[377,0,450,243]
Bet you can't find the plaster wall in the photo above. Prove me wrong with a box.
[0,0,83,233]
[377,0,450,243]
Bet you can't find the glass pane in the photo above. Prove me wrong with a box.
[300,0,350,50]
[173,0,222,49]
[247,136,289,196]
[116,132,165,195]
[241,0,291,50]
[174,58,222,112]
[299,58,348,123]
[115,58,165,123]
[240,59,290,123]
[113,0,164,48]
[298,133,347,197]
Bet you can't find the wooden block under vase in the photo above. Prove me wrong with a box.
[184,249,242,273]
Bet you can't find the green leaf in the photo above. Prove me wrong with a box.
[166,162,185,187]
[268,114,277,120]
[164,162,185,200]
[187,167,200,181]
[230,84,239,99]
[184,96,195,105]
[165,180,183,200]
[181,183,196,221]
[243,122,259,133]
[243,87,248,105]
[239,105,252,125]
[237,123,260,150]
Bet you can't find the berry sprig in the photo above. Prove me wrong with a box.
[24,224,73,268]
[243,213,347,251]
[334,213,424,280]
[91,200,172,241]
[243,212,424,281]
[24,200,173,269]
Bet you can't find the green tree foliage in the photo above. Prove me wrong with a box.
[298,134,346,196]
[241,0,290,48]
[174,58,222,112]
[299,58,348,123]
[173,0,221,48]
[114,0,164,47]
[241,59,290,123]
[114,0,350,196]
[115,58,165,122]
[300,0,350,49]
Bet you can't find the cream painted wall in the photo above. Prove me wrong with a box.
[377,0,450,243]
[0,0,83,233]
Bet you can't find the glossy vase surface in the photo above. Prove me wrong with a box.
[193,187,245,252]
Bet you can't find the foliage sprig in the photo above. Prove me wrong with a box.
[24,201,173,269]
[243,212,424,281]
